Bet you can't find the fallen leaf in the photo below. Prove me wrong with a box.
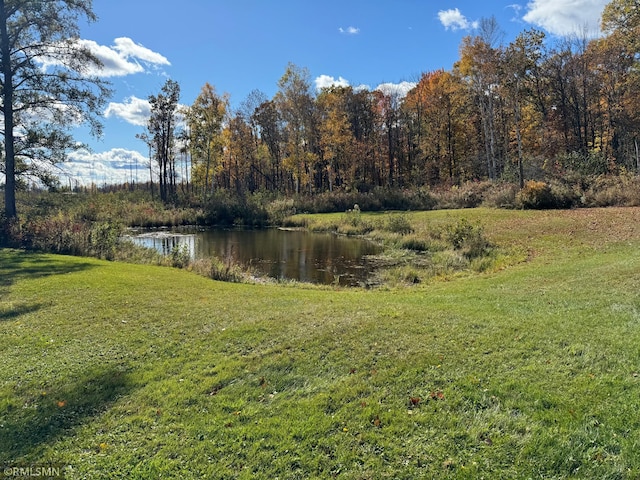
[429,391,445,401]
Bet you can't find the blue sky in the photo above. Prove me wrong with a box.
[53,0,609,186]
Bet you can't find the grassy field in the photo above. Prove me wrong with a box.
[1,207,639,479]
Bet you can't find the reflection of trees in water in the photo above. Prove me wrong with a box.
[131,229,379,285]
[129,233,196,258]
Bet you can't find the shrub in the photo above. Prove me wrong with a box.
[89,222,123,260]
[581,173,640,207]
[444,218,491,259]
[292,188,436,214]
[266,198,296,224]
[169,244,191,269]
[516,181,555,209]
[339,205,375,235]
[189,257,245,283]
[344,204,362,227]
[384,214,414,235]
[548,181,581,209]
[481,183,518,208]
[433,181,493,209]
[0,213,20,248]
[22,214,91,255]
[400,235,430,252]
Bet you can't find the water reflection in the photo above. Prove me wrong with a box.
[129,228,381,286]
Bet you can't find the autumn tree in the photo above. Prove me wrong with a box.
[317,86,355,191]
[343,88,379,189]
[601,0,640,169]
[223,112,256,193]
[405,70,474,184]
[502,29,546,187]
[0,0,111,220]
[602,0,640,52]
[275,63,319,194]
[237,90,269,192]
[185,83,227,198]
[252,98,283,190]
[456,18,504,180]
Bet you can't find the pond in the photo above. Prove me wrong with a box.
[127,228,382,286]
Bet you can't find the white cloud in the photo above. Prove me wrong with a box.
[104,95,188,129]
[312,76,414,98]
[112,37,170,66]
[315,74,350,91]
[354,84,371,92]
[375,81,416,99]
[78,37,170,77]
[104,96,151,126]
[522,0,608,36]
[75,39,143,76]
[339,26,360,35]
[37,37,170,78]
[59,148,149,185]
[438,8,479,31]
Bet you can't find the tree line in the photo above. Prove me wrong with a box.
[2,1,639,220]
[141,1,640,203]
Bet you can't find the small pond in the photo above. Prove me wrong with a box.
[127,228,382,286]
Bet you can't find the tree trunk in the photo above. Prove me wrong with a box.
[0,0,17,219]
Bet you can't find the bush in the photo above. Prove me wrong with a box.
[189,257,245,283]
[201,191,269,227]
[581,173,640,207]
[516,181,555,209]
[21,214,91,255]
[169,244,191,269]
[0,213,20,248]
[338,205,375,235]
[266,198,296,224]
[548,181,581,209]
[432,181,493,209]
[444,218,491,259]
[384,214,414,235]
[481,183,518,208]
[292,188,436,214]
[400,235,430,252]
[89,222,124,260]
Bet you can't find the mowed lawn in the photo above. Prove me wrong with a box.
[1,207,639,479]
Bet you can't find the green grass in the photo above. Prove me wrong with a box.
[1,207,640,478]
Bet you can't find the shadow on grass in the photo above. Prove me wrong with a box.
[0,249,96,288]
[0,365,134,461]
[0,249,95,321]
[0,303,46,321]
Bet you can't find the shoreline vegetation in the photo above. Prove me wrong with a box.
[2,175,640,286]
[1,204,639,478]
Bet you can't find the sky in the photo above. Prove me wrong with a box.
[42,0,611,186]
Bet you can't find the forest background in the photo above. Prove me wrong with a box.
[114,2,640,208]
[3,1,640,248]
